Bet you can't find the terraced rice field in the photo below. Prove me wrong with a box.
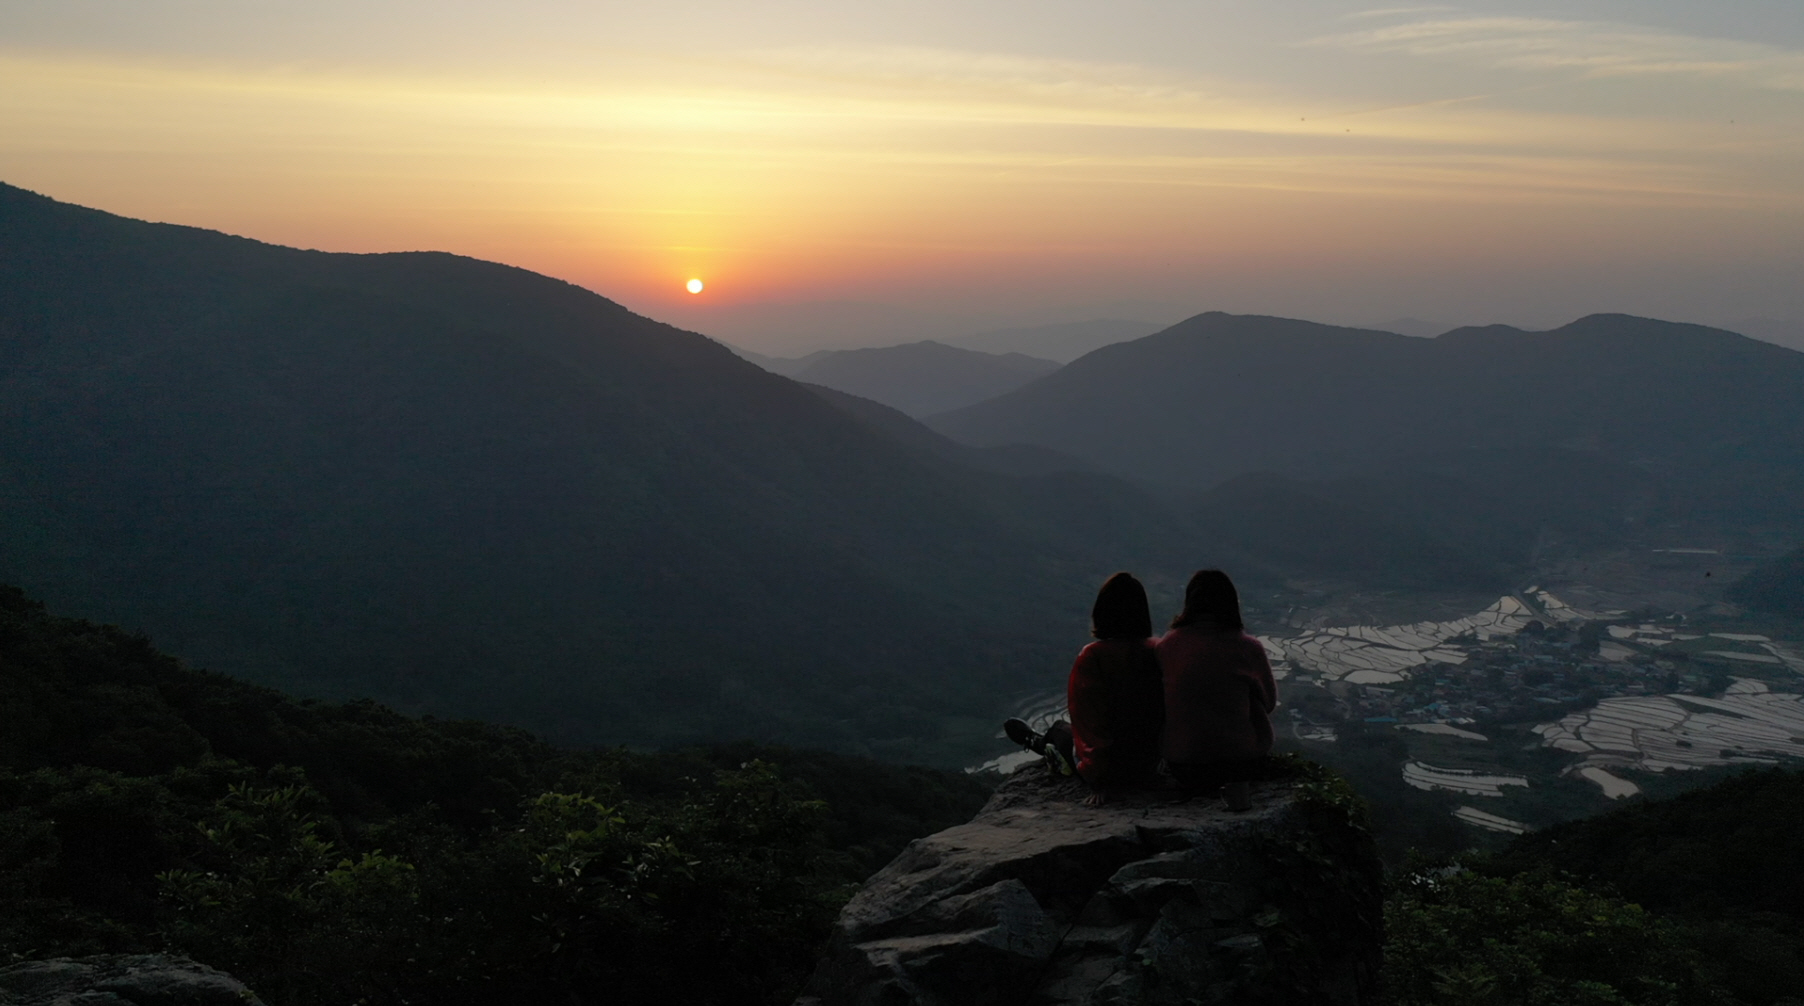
[1576,766,1641,799]
[1403,761,1530,797]
[1258,589,1615,684]
[1401,723,1489,741]
[1536,679,1804,792]
[1453,806,1529,834]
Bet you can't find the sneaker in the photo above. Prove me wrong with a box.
[1003,717,1044,751]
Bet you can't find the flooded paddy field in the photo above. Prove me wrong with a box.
[1254,563,1804,840]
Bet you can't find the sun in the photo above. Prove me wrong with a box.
[685,278,704,294]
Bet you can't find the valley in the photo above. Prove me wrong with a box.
[4,183,1801,857]
[11,3,1804,1000]
[979,550,1804,849]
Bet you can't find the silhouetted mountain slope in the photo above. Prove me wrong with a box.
[1191,472,1514,586]
[0,183,1185,757]
[1371,317,1453,338]
[930,312,1804,543]
[1483,767,1804,1004]
[946,319,1163,363]
[0,584,990,1003]
[1729,316,1804,353]
[803,383,1098,479]
[745,340,1059,417]
[804,382,1523,591]
[718,342,794,372]
[1495,767,1804,922]
[1728,544,1804,617]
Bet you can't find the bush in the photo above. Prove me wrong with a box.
[1385,866,1734,1006]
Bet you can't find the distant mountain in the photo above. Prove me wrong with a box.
[750,340,1060,417]
[662,299,970,357]
[933,311,1804,485]
[718,342,796,372]
[803,384,1517,591]
[801,383,1098,479]
[945,319,1163,363]
[1728,545,1804,617]
[1726,316,1804,353]
[0,183,1219,759]
[1370,317,1454,339]
[929,312,1804,547]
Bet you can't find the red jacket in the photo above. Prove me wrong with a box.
[1156,627,1276,765]
[1067,637,1163,786]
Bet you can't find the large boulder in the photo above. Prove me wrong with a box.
[795,762,1382,1005]
[0,954,265,1006]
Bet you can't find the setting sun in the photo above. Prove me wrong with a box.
[685,278,703,294]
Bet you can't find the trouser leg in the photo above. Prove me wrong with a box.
[1043,721,1077,770]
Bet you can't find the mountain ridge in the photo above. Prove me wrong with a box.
[0,181,1202,758]
[738,339,1060,416]
[926,312,1804,546]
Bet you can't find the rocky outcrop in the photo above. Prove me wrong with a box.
[0,954,265,1006]
[795,762,1382,1005]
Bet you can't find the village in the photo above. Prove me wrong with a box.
[1269,589,1804,832]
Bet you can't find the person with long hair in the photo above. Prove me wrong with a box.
[1157,569,1276,809]
[1005,572,1164,806]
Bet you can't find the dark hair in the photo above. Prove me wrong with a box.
[1091,572,1153,640]
[1171,569,1244,632]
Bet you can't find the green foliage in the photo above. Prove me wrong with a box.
[1492,766,1804,920]
[158,783,422,1005]
[490,764,841,1003]
[0,585,990,1004]
[1248,755,1386,1003]
[1283,722,1470,865]
[1385,868,1732,1006]
[1381,767,1804,1006]
[1484,766,1804,1006]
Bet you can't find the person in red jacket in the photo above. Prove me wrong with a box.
[1005,572,1163,805]
[1157,569,1276,806]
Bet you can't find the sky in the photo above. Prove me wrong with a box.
[3,0,1802,354]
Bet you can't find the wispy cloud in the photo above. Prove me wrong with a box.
[1316,16,1804,90]
[743,45,1236,115]
[1344,7,1459,20]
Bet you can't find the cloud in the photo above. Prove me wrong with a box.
[1315,15,1804,90]
[745,45,1233,112]
[1344,7,1459,20]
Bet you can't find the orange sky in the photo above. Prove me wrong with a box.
[3,1,1801,352]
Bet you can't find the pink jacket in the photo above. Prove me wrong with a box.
[1156,627,1276,764]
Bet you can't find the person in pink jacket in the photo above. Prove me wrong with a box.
[1157,569,1276,804]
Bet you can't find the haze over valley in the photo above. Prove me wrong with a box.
[4,183,1801,806]
[7,3,1804,1002]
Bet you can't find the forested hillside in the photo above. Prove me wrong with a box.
[7,586,1799,1004]
[0,585,990,1003]
[0,183,1226,758]
[1730,545,1804,617]
[1388,766,1804,1005]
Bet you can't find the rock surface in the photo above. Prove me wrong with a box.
[0,954,265,1006]
[795,765,1382,1005]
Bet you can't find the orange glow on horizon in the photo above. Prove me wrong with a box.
[0,15,1799,354]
